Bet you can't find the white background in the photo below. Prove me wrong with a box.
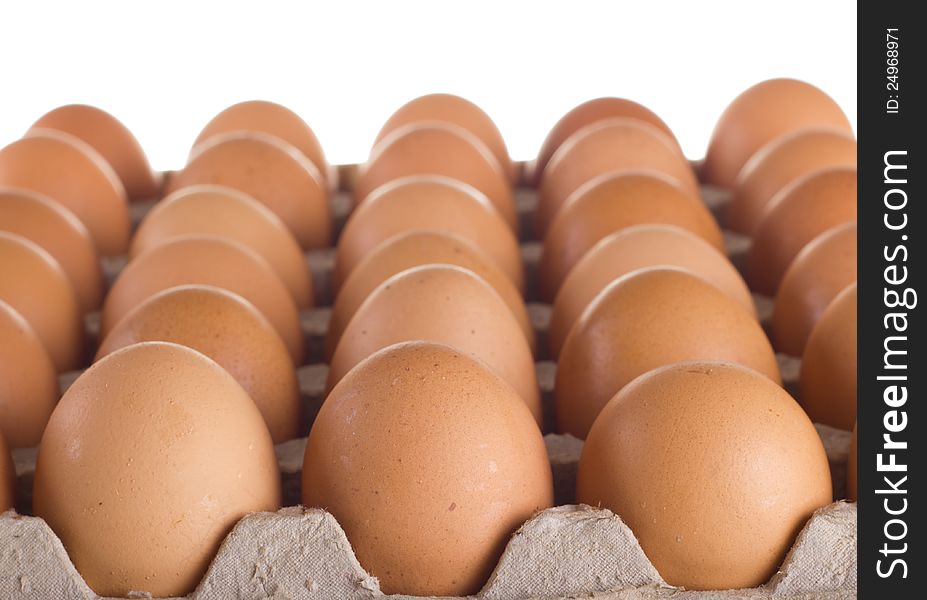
[0,0,856,170]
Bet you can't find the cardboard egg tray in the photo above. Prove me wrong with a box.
[0,163,856,599]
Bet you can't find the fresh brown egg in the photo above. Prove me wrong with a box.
[539,171,723,302]
[34,341,281,597]
[29,104,161,201]
[131,185,313,308]
[728,128,856,234]
[535,118,697,238]
[333,175,522,294]
[0,187,102,311]
[328,265,541,424]
[101,236,303,364]
[548,224,753,358]
[327,230,533,361]
[167,131,331,250]
[800,283,857,430]
[848,424,857,501]
[578,361,832,590]
[0,430,13,511]
[0,130,130,256]
[555,268,779,439]
[354,122,516,229]
[304,341,552,596]
[703,78,853,188]
[747,166,857,295]
[0,299,58,448]
[0,232,84,372]
[772,223,857,356]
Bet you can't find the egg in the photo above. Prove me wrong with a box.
[333,175,522,294]
[747,166,857,295]
[328,265,541,424]
[327,230,533,361]
[0,187,102,311]
[0,232,84,372]
[772,223,857,356]
[167,131,331,250]
[131,185,313,308]
[555,268,779,438]
[0,130,130,256]
[848,424,857,501]
[354,122,516,229]
[535,118,697,238]
[548,224,753,358]
[703,78,853,188]
[34,341,281,597]
[0,431,14,511]
[800,283,857,430]
[97,285,301,443]
[29,104,161,201]
[577,361,832,590]
[539,171,723,302]
[0,299,58,448]
[304,341,552,596]
[101,236,303,364]
[728,128,857,234]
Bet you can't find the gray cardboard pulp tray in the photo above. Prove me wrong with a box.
[0,162,857,599]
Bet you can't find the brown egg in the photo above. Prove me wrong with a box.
[0,130,130,256]
[131,185,313,308]
[0,430,13,511]
[328,265,541,424]
[327,230,533,361]
[703,78,853,188]
[555,268,779,439]
[0,232,84,372]
[333,176,522,293]
[34,341,281,597]
[728,128,857,234]
[167,131,331,250]
[848,424,857,501]
[772,223,857,356]
[539,171,723,302]
[97,285,301,443]
[0,187,102,311]
[800,284,857,430]
[101,236,303,364]
[355,122,516,229]
[304,341,552,596]
[0,299,58,448]
[548,224,753,358]
[747,167,857,295]
[535,118,697,238]
[30,104,161,201]
[578,361,832,590]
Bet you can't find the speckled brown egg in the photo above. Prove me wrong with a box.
[577,361,832,590]
[848,424,857,501]
[0,431,13,511]
[304,341,552,596]
[555,268,779,438]
[34,341,281,597]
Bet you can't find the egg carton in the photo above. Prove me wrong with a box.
[1,164,856,599]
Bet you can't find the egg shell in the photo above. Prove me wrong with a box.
[101,235,303,364]
[0,187,103,311]
[728,128,857,234]
[97,285,302,443]
[333,175,522,294]
[0,431,13,511]
[539,171,723,302]
[772,223,857,356]
[33,341,281,597]
[747,166,857,295]
[304,341,553,596]
[0,130,130,256]
[535,117,697,238]
[577,361,832,590]
[555,268,780,439]
[328,265,541,424]
[848,424,857,501]
[548,224,753,358]
[168,131,331,250]
[131,185,314,308]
